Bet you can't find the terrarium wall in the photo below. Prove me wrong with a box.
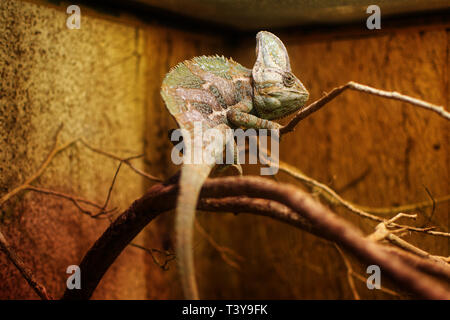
[0,0,448,299]
[216,28,449,299]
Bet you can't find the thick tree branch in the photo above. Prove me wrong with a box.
[382,246,450,282]
[62,174,450,300]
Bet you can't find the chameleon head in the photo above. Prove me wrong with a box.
[252,31,309,120]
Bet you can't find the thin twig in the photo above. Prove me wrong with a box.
[367,213,448,264]
[25,186,103,209]
[195,221,243,270]
[335,166,372,194]
[422,186,436,228]
[386,233,448,263]
[382,246,450,281]
[367,213,414,243]
[0,127,77,206]
[100,162,122,215]
[62,175,450,300]
[257,145,449,237]
[276,159,450,237]
[335,244,360,300]
[80,139,162,182]
[130,243,175,271]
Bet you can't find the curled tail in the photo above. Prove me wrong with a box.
[176,163,214,299]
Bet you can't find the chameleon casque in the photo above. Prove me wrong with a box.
[161,31,309,299]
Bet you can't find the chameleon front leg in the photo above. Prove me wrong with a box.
[227,101,282,130]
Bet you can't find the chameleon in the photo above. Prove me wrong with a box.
[160,31,309,299]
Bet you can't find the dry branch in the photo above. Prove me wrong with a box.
[382,246,450,282]
[335,244,360,300]
[23,186,114,219]
[195,221,244,270]
[281,81,450,135]
[3,79,450,300]
[0,127,77,207]
[62,174,450,300]
[80,139,162,182]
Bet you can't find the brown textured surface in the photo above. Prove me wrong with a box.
[0,0,448,299]
[212,28,449,299]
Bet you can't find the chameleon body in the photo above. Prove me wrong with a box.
[161,31,309,299]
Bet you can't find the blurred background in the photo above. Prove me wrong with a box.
[0,0,449,299]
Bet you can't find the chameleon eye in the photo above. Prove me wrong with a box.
[283,72,295,87]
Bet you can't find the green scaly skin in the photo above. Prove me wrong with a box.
[161,31,309,299]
